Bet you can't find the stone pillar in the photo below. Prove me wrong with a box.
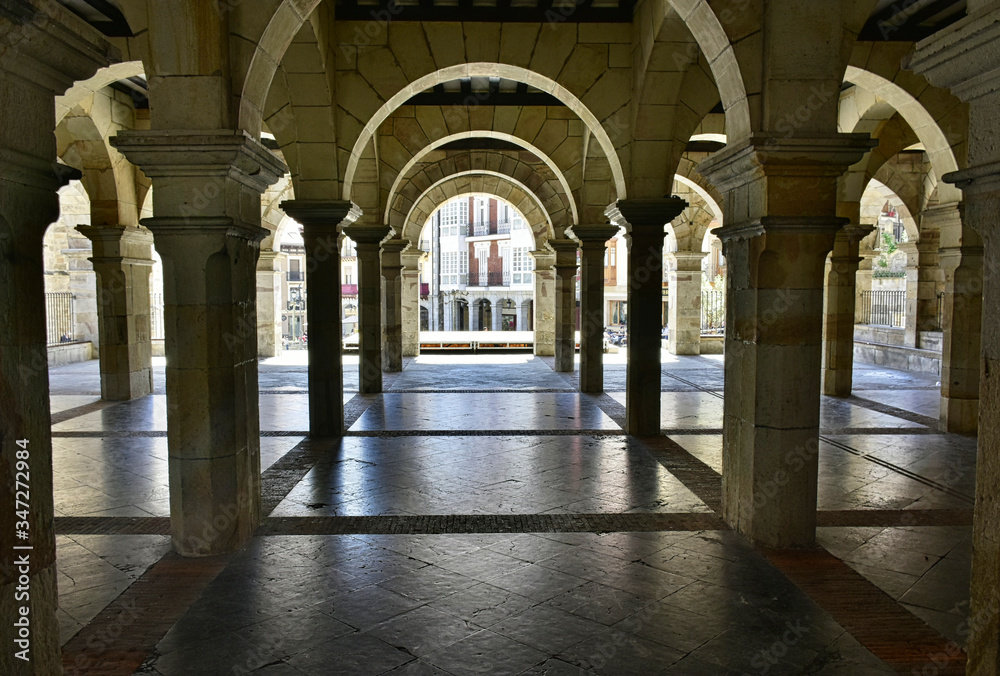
[0,7,113,672]
[112,131,286,556]
[571,225,618,393]
[256,250,282,358]
[698,136,874,548]
[281,201,359,437]
[910,12,1000,670]
[381,238,408,372]
[343,223,392,394]
[531,248,556,356]
[939,238,983,434]
[899,237,943,348]
[666,251,706,356]
[550,239,578,372]
[78,225,155,400]
[606,198,687,436]
[401,250,422,356]
[63,246,99,345]
[822,224,872,397]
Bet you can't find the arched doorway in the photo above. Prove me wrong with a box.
[420,305,429,331]
[454,298,469,330]
[498,299,517,330]
[475,299,492,331]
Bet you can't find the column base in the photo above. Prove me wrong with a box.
[941,395,979,434]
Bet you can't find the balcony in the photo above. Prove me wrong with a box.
[469,219,512,237]
[287,271,304,282]
[420,282,429,296]
[342,283,358,296]
[466,271,510,287]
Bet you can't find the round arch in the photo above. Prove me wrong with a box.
[345,64,627,200]
[57,61,145,126]
[404,172,555,249]
[844,66,961,203]
[386,132,579,227]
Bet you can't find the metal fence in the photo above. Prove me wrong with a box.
[45,293,74,345]
[467,271,510,287]
[701,289,725,332]
[470,219,512,236]
[150,293,165,340]
[856,290,906,328]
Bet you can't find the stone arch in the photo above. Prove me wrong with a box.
[262,18,338,201]
[56,61,144,125]
[390,151,572,237]
[673,173,723,224]
[55,106,121,226]
[844,65,963,203]
[344,64,628,200]
[386,131,580,228]
[861,177,919,242]
[404,173,554,249]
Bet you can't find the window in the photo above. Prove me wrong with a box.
[440,200,465,237]
[511,247,533,284]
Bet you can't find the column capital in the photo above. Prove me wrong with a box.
[605,197,687,234]
[547,238,579,268]
[906,7,1000,102]
[281,200,362,233]
[342,223,393,246]
[567,224,619,245]
[716,215,848,244]
[77,224,154,263]
[530,249,556,269]
[839,223,876,242]
[110,130,287,194]
[698,134,878,193]
[381,238,410,256]
[400,250,424,269]
[666,250,706,272]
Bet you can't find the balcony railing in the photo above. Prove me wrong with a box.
[467,271,510,287]
[857,290,905,328]
[469,219,512,237]
[420,282,429,296]
[342,283,358,296]
[287,270,304,282]
[45,292,74,345]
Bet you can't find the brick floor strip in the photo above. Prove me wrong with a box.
[50,399,120,425]
[846,394,940,428]
[386,388,578,393]
[344,429,626,437]
[638,436,723,513]
[765,547,966,675]
[817,509,974,527]
[55,516,170,535]
[260,437,342,515]
[61,552,231,676]
[257,512,726,535]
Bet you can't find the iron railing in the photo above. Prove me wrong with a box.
[701,289,725,332]
[467,271,510,287]
[150,293,165,340]
[857,290,906,328]
[470,219,512,237]
[45,293,74,345]
[286,270,305,282]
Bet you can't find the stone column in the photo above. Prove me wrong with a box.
[939,238,983,434]
[78,225,155,400]
[0,7,113,672]
[666,251,706,356]
[909,11,1000,670]
[899,237,944,348]
[63,246,99,345]
[699,136,874,548]
[550,239,578,372]
[531,248,556,356]
[822,224,872,397]
[343,223,392,394]
[571,225,618,392]
[606,198,687,436]
[381,238,408,372]
[256,250,282,358]
[281,201,359,437]
[113,131,286,556]
[401,250,422,356]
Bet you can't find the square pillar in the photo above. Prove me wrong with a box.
[699,135,875,548]
[78,225,156,400]
[570,224,619,393]
[256,250,283,358]
[666,251,706,356]
[606,198,688,436]
[550,238,579,372]
[342,223,392,394]
[822,224,872,397]
[910,11,1000,670]
[112,131,287,556]
[381,238,408,372]
[899,236,944,348]
[281,201,360,437]
[401,250,422,356]
[531,248,556,356]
